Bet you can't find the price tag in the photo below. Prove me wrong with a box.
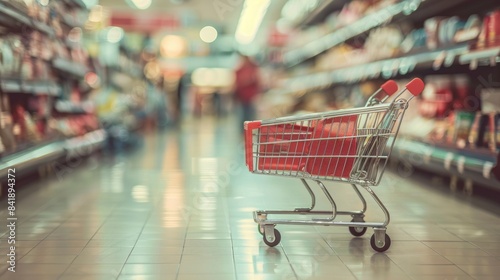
[433,51,446,70]
[457,156,466,174]
[483,162,494,179]
[444,153,454,170]
[444,52,456,67]
[391,59,400,76]
[469,59,478,70]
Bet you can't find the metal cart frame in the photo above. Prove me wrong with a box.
[244,78,424,252]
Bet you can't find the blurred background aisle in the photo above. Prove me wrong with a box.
[0,0,499,279]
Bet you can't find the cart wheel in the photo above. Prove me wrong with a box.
[257,224,265,235]
[349,226,367,237]
[370,233,391,252]
[263,229,281,247]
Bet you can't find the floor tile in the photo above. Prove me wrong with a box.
[399,264,468,276]
[178,255,234,274]
[121,264,179,275]
[19,254,77,264]
[131,246,183,255]
[177,274,235,280]
[126,254,181,264]
[117,275,176,280]
[458,265,500,277]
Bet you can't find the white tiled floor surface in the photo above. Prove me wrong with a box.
[1,117,500,280]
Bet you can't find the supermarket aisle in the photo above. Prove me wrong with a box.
[1,116,500,280]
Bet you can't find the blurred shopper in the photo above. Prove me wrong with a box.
[234,55,261,131]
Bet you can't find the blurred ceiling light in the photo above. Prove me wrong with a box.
[160,35,187,58]
[106,27,124,43]
[128,0,152,10]
[39,0,49,6]
[235,0,271,45]
[192,68,234,87]
[199,26,218,43]
[88,5,103,22]
[281,0,319,22]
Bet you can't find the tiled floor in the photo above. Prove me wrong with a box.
[1,116,500,280]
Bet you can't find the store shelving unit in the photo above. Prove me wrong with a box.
[0,79,61,96]
[283,44,472,93]
[393,138,498,193]
[0,2,55,36]
[276,0,500,193]
[285,0,410,66]
[52,58,89,78]
[297,0,351,28]
[0,1,104,189]
[62,0,88,10]
[0,128,106,179]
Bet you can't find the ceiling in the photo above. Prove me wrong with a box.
[99,0,287,36]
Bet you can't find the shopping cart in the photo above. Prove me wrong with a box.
[244,78,424,252]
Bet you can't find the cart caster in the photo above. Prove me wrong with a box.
[263,228,281,247]
[349,218,367,237]
[370,232,391,252]
[349,226,367,237]
[257,224,265,236]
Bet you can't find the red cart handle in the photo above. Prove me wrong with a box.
[405,78,425,96]
[380,80,398,96]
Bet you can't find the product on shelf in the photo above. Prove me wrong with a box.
[454,15,482,43]
[481,88,500,114]
[12,105,42,143]
[365,25,404,60]
[400,28,427,53]
[0,95,16,152]
[452,75,473,111]
[425,16,470,49]
[495,113,500,149]
[480,88,500,151]
[0,35,23,77]
[448,111,475,148]
[488,9,500,47]
[419,76,454,119]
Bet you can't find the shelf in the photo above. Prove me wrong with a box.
[0,129,106,179]
[0,141,66,178]
[0,2,55,36]
[55,100,95,114]
[0,79,62,96]
[52,58,89,78]
[61,14,84,28]
[284,0,414,66]
[64,129,107,156]
[392,137,499,189]
[297,0,350,28]
[282,44,470,94]
[459,46,500,68]
[62,0,88,10]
